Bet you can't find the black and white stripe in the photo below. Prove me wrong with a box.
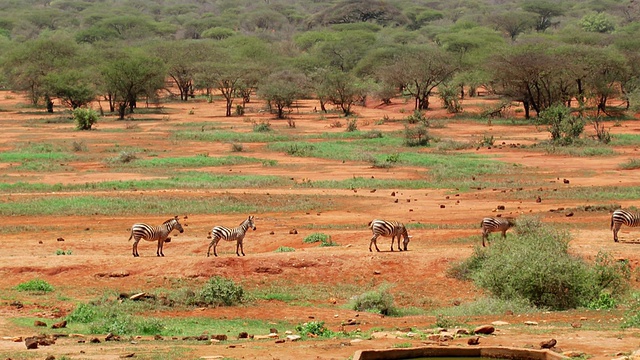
[207,215,256,257]
[128,216,184,257]
[368,219,411,252]
[611,209,640,242]
[480,217,515,247]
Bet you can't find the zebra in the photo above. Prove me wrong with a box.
[207,215,256,257]
[368,219,411,252]
[128,216,184,257]
[611,209,640,242]
[481,217,516,247]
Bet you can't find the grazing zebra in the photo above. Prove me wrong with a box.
[207,216,256,257]
[481,217,515,247]
[128,216,184,257]
[611,209,640,242]
[368,219,411,252]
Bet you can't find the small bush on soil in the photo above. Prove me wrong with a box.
[231,143,244,152]
[67,303,98,323]
[403,123,430,147]
[452,216,630,310]
[303,232,330,244]
[295,321,333,337]
[619,158,640,170]
[73,108,99,130]
[197,276,245,307]
[622,292,640,328]
[14,279,54,293]
[351,284,397,315]
[346,118,358,132]
[274,246,295,252]
[253,121,271,132]
[538,105,584,145]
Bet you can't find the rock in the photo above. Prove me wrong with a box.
[45,356,55,360]
[129,292,146,301]
[105,333,121,341]
[571,323,582,328]
[540,338,557,349]
[90,337,101,343]
[269,328,278,334]
[563,179,570,184]
[289,229,297,234]
[286,335,301,341]
[211,334,227,341]
[24,337,38,349]
[57,237,64,242]
[350,339,364,344]
[154,335,163,340]
[565,212,574,217]
[562,351,585,358]
[473,325,495,335]
[524,321,538,326]
[267,333,278,338]
[120,354,135,359]
[51,320,67,329]
[497,205,505,210]
[275,339,285,343]
[440,204,446,208]
[34,320,47,327]
[468,336,480,345]
[454,328,469,335]
[536,196,542,203]
[238,332,248,339]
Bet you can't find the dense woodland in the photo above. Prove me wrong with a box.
[0,0,639,120]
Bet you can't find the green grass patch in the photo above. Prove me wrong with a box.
[303,233,331,244]
[0,193,333,216]
[433,297,539,317]
[611,133,640,146]
[274,246,295,253]
[116,155,272,169]
[172,130,291,143]
[350,284,397,316]
[619,158,640,170]
[14,279,54,293]
[512,186,640,202]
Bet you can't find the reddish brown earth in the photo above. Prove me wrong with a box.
[1,92,640,359]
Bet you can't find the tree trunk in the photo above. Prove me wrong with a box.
[118,103,127,120]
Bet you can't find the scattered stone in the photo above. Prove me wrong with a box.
[57,237,64,242]
[524,321,538,326]
[45,355,55,360]
[211,335,227,341]
[373,270,381,275]
[51,320,67,329]
[536,196,542,203]
[269,328,278,334]
[473,325,495,335]
[286,335,301,341]
[370,189,376,193]
[289,229,298,234]
[391,192,396,196]
[120,354,135,359]
[24,337,38,349]
[440,204,445,208]
[90,337,101,343]
[540,338,557,349]
[350,339,364,344]
[454,328,469,335]
[565,212,574,217]
[394,199,399,203]
[11,336,23,342]
[468,336,480,345]
[269,231,274,235]
[238,332,248,339]
[129,292,146,301]
[571,323,582,328]
[563,179,570,184]
[105,333,121,341]
[497,205,505,210]
[275,339,285,343]
[154,335,163,340]
[34,320,47,327]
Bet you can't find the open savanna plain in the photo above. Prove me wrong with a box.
[2,91,640,360]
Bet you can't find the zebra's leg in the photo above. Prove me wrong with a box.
[238,239,245,256]
[482,231,488,247]
[397,235,403,251]
[213,238,220,257]
[501,230,507,240]
[157,238,164,257]
[132,238,140,257]
[369,234,380,252]
[206,239,215,257]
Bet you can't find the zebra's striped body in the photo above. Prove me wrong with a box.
[481,217,515,247]
[128,216,184,257]
[611,209,640,242]
[207,216,256,257]
[368,219,411,252]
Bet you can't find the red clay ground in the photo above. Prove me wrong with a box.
[1,92,640,359]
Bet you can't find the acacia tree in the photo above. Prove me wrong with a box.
[258,70,308,119]
[317,70,365,116]
[100,51,165,119]
[382,45,457,110]
[152,40,211,101]
[43,70,96,109]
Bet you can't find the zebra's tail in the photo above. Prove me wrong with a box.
[367,221,373,228]
[127,230,133,241]
[480,219,484,228]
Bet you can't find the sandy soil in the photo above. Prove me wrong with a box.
[1,91,640,360]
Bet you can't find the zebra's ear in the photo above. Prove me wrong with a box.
[174,215,179,219]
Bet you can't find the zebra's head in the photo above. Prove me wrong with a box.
[506,217,517,228]
[167,215,184,233]
[246,215,256,231]
[402,227,411,251]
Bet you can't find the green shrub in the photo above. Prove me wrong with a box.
[73,107,99,130]
[346,118,358,132]
[403,123,430,147]
[231,143,244,152]
[253,121,271,132]
[295,321,333,337]
[619,158,640,170]
[56,249,72,255]
[66,303,98,323]
[351,284,397,315]
[274,246,295,253]
[623,292,640,328]
[464,218,629,310]
[14,279,54,293]
[319,237,338,247]
[303,232,330,244]
[197,276,245,307]
[538,105,584,145]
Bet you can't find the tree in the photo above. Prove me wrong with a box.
[258,70,307,119]
[382,45,457,110]
[522,0,564,32]
[488,11,536,41]
[152,40,211,101]
[317,70,365,116]
[100,51,166,119]
[307,0,407,28]
[43,70,96,109]
[580,13,616,33]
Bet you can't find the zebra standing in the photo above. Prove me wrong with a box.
[207,215,256,257]
[128,216,184,257]
[480,217,515,247]
[611,209,640,242]
[368,219,411,252]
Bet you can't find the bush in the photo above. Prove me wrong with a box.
[73,107,99,130]
[403,123,430,147]
[346,118,358,132]
[458,217,629,310]
[351,284,397,315]
[14,279,54,293]
[623,292,640,328]
[274,246,295,253]
[230,143,244,152]
[295,321,333,337]
[66,303,98,323]
[539,105,584,145]
[197,276,245,307]
[253,121,271,132]
[303,233,330,244]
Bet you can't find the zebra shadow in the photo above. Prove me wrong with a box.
[617,239,640,244]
